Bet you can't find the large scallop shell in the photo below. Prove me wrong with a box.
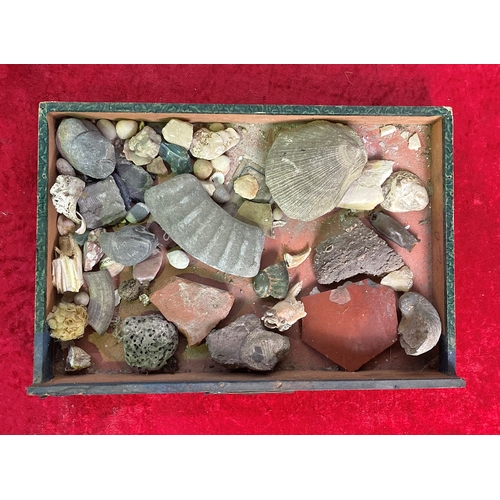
[264,121,368,221]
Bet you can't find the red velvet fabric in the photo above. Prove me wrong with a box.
[0,64,498,435]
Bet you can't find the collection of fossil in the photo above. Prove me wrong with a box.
[47,116,442,373]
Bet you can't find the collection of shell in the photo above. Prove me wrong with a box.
[47,116,442,374]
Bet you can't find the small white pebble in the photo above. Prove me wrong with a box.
[74,291,90,306]
[210,171,225,184]
[401,131,410,140]
[167,249,190,269]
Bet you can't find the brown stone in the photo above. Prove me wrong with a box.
[150,276,234,346]
[301,279,398,371]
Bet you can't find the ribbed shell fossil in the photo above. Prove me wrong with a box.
[264,121,368,221]
[83,270,115,335]
[144,174,264,277]
[398,292,442,355]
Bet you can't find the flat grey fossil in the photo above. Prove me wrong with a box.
[144,174,265,277]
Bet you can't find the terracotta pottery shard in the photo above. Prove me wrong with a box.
[144,174,264,277]
[150,276,234,346]
[313,219,404,284]
[301,279,398,371]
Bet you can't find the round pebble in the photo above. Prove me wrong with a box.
[212,185,230,204]
[167,249,190,269]
[273,206,284,220]
[193,159,213,180]
[74,291,90,306]
[96,119,117,141]
[209,122,225,132]
[211,155,231,175]
[116,120,139,140]
[56,158,76,176]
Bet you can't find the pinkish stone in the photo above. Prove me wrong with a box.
[301,279,398,371]
[132,246,166,284]
[150,276,234,346]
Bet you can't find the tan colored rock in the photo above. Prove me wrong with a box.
[234,174,259,200]
[147,156,169,175]
[211,154,231,175]
[161,119,194,150]
[193,159,213,180]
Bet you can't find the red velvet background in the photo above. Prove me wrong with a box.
[1,64,498,435]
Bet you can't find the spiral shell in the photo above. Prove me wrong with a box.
[264,121,368,221]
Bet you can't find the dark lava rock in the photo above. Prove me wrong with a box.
[77,176,127,229]
[121,314,179,372]
[56,118,116,179]
[206,314,290,371]
[313,218,404,284]
[98,225,158,266]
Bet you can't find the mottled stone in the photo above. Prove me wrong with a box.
[56,118,116,179]
[116,162,154,202]
[398,292,442,355]
[125,126,161,165]
[56,158,76,176]
[158,142,193,174]
[133,246,166,283]
[77,176,127,229]
[118,278,142,301]
[121,314,179,371]
[150,276,234,346]
[313,218,404,284]
[190,127,240,160]
[301,279,398,371]
[206,314,290,371]
[98,225,158,266]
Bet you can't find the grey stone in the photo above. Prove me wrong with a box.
[116,161,154,202]
[313,218,405,284]
[126,202,150,223]
[98,225,158,266]
[144,174,264,277]
[121,314,179,372]
[77,176,127,229]
[206,314,290,371]
[56,118,116,179]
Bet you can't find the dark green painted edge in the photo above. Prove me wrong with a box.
[33,104,53,384]
[30,103,461,395]
[27,376,466,397]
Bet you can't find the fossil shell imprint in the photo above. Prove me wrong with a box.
[264,121,368,221]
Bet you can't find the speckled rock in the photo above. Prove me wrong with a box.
[118,278,142,301]
[313,218,404,284]
[121,314,179,371]
[56,118,116,179]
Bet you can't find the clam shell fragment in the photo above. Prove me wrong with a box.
[264,121,368,221]
[398,292,442,355]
